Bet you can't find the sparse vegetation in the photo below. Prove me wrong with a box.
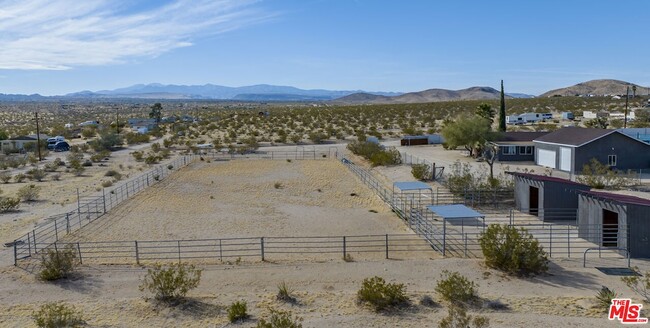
[33,302,84,328]
[577,158,632,189]
[347,141,401,167]
[139,263,202,303]
[438,305,490,328]
[479,224,548,276]
[411,163,431,180]
[17,184,42,201]
[276,281,296,303]
[39,244,78,281]
[595,286,618,311]
[356,276,409,311]
[435,271,478,306]
[256,309,303,328]
[621,267,650,303]
[227,301,249,323]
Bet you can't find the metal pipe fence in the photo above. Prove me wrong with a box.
[37,234,434,265]
[12,155,196,265]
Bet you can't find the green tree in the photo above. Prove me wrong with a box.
[585,117,609,129]
[149,103,163,124]
[89,131,123,152]
[0,130,8,140]
[441,116,493,157]
[499,80,506,132]
[475,103,495,128]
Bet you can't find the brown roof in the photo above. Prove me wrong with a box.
[506,172,590,187]
[533,127,613,146]
[495,131,550,142]
[580,190,650,207]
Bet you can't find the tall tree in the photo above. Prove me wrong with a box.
[149,103,163,124]
[441,116,493,157]
[499,80,506,132]
[632,85,637,98]
[475,103,495,129]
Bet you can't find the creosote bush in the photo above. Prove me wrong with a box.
[435,271,478,306]
[479,224,548,276]
[621,267,650,303]
[0,196,20,212]
[33,302,84,328]
[17,184,42,202]
[346,141,401,167]
[411,163,431,180]
[39,245,78,281]
[256,309,303,328]
[139,263,202,303]
[357,276,409,311]
[438,305,490,328]
[228,300,249,323]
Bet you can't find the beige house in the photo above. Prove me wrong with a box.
[0,135,48,153]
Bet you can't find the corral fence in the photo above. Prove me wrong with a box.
[399,151,445,181]
[206,149,340,161]
[340,157,631,265]
[12,155,196,265]
[31,234,434,265]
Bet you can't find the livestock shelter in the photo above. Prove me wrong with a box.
[426,204,485,256]
[533,127,650,174]
[400,134,444,146]
[578,190,650,259]
[508,172,590,221]
[392,181,433,205]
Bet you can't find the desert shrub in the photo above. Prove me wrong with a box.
[70,160,85,176]
[139,263,202,302]
[26,168,47,182]
[89,153,104,162]
[411,163,431,180]
[50,174,61,181]
[276,281,296,303]
[17,184,41,201]
[256,309,303,328]
[479,224,548,276]
[43,162,59,172]
[144,154,161,165]
[577,158,632,189]
[151,142,161,152]
[104,170,122,180]
[435,271,478,306]
[438,305,490,328]
[0,172,11,183]
[125,132,150,145]
[101,180,113,188]
[419,295,437,307]
[39,245,78,281]
[357,276,409,311]
[595,286,618,311]
[167,164,173,170]
[131,151,144,162]
[33,302,84,328]
[227,301,249,323]
[621,267,650,302]
[0,196,20,212]
[89,131,123,151]
[274,182,283,189]
[82,159,93,167]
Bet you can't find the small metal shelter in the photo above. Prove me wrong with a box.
[426,204,485,256]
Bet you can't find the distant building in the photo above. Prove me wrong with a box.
[400,134,444,146]
[561,112,574,120]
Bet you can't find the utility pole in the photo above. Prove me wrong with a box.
[624,85,630,129]
[115,106,120,134]
[34,112,42,161]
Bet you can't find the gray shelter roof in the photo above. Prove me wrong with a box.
[393,181,432,191]
[426,204,484,219]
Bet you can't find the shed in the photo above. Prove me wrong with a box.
[508,172,590,221]
[400,134,444,146]
[533,127,650,174]
[577,190,650,258]
[426,204,485,256]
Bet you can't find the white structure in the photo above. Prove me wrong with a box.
[506,113,546,125]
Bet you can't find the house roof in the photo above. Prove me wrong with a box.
[495,131,550,142]
[533,127,613,147]
[506,171,590,187]
[579,190,650,207]
[8,136,37,141]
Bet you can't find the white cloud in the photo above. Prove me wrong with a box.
[0,0,271,70]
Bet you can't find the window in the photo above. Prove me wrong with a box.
[608,155,617,167]
[502,146,516,155]
[518,146,533,155]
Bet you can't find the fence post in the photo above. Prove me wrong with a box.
[135,241,140,265]
[261,237,265,261]
[13,243,17,266]
[54,220,58,241]
[77,242,83,264]
[464,233,468,258]
[385,234,389,259]
[102,188,107,213]
[549,225,553,258]
[27,232,32,256]
[66,213,70,234]
[177,240,182,263]
[343,236,347,259]
[33,231,38,254]
[567,225,571,258]
[219,239,223,261]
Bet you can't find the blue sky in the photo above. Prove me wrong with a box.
[1,0,649,96]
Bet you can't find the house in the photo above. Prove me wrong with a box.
[561,112,574,120]
[582,111,608,119]
[127,118,157,133]
[490,132,549,162]
[0,134,49,153]
[400,134,445,146]
[533,127,650,174]
[508,172,590,221]
[577,190,650,258]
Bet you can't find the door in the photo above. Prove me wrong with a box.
[529,186,539,216]
[602,209,619,247]
[537,149,556,168]
[559,147,572,171]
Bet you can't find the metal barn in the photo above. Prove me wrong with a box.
[578,190,650,259]
[509,172,590,221]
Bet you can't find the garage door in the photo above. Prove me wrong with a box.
[537,149,556,168]
[559,147,571,171]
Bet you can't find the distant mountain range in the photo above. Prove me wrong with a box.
[0,79,646,103]
[540,79,649,97]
